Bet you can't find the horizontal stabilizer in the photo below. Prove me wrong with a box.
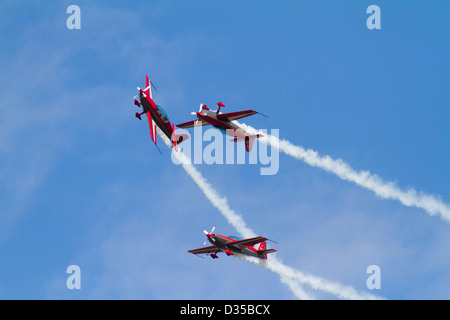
[257,248,277,259]
[258,249,277,255]
[173,134,189,145]
[171,123,190,152]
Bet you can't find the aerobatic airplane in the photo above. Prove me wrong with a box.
[177,102,265,152]
[188,226,277,260]
[133,76,188,152]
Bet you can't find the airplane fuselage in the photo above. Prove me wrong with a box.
[140,93,173,140]
[208,234,260,258]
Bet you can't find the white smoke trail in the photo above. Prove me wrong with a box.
[238,122,450,223]
[159,132,255,238]
[235,254,382,300]
[279,274,315,300]
[157,132,383,300]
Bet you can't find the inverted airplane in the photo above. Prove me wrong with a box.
[188,226,277,260]
[177,102,265,152]
[133,76,188,152]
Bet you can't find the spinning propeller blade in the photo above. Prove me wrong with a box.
[202,225,216,245]
[191,103,204,115]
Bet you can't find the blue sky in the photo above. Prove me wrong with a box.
[0,0,449,299]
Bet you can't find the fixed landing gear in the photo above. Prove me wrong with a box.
[135,111,144,120]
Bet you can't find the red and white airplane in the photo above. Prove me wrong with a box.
[188,226,277,260]
[177,102,265,152]
[133,76,188,152]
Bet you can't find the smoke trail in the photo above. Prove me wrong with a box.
[159,132,255,238]
[235,254,382,300]
[279,274,315,300]
[238,122,450,223]
[157,132,383,300]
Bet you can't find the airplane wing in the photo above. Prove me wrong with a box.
[188,245,218,255]
[227,236,267,249]
[177,119,210,129]
[147,110,157,145]
[216,110,258,122]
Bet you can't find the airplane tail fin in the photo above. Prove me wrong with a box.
[231,134,263,152]
[257,241,276,259]
[217,101,225,113]
[245,135,260,153]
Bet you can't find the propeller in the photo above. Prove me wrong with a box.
[135,85,152,98]
[133,78,158,101]
[202,225,216,245]
[191,103,204,115]
[134,79,158,98]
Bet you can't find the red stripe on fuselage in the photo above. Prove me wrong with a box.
[140,93,173,140]
[216,234,259,253]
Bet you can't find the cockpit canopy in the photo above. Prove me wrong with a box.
[156,105,170,122]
